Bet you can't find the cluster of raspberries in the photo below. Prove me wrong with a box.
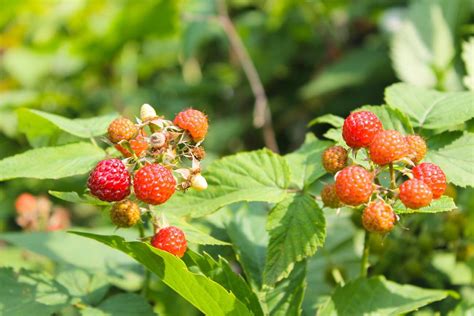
[321,111,447,234]
[86,104,209,257]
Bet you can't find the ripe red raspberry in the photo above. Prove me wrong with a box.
[110,200,141,228]
[412,163,446,199]
[151,226,187,257]
[108,117,138,143]
[335,166,374,206]
[322,146,348,173]
[405,135,427,164]
[369,130,409,165]
[362,200,397,233]
[399,179,433,209]
[321,183,342,208]
[88,159,131,201]
[342,111,383,148]
[115,132,149,158]
[133,164,176,205]
[174,109,208,141]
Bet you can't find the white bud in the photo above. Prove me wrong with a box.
[150,132,166,148]
[191,174,207,191]
[140,103,157,121]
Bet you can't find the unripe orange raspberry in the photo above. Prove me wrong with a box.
[362,200,397,233]
[321,183,342,208]
[108,117,138,143]
[335,166,374,206]
[399,179,433,209]
[405,135,427,164]
[412,163,446,199]
[322,146,348,173]
[110,200,141,228]
[115,132,149,157]
[174,109,208,141]
[369,130,409,165]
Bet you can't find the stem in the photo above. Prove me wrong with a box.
[389,163,396,190]
[360,231,370,278]
[90,137,99,148]
[138,222,151,296]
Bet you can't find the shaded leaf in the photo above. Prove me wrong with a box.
[80,293,154,316]
[56,269,109,306]
[393,196,456,214]
[49,191,109,206]
[307,114,344,128]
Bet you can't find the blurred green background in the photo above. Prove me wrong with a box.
[0,0,473,315]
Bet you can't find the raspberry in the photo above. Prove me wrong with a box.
[405,135,427,164]
[399,179,433,209]
[174,109,208,141]
[133,164,176,205]
[322,146,348,173]
[110,200,141,228]
[362,200,397,233]
[412,163,446,199]
[108,117,138,143]
[87,159,131,202]
[335,166,374,206]
[15,193,37,214]
[115,132,149,158]
[369,130,409,165]
[321,183,342,208]
[342,111,383,148]
[151,226,187,257]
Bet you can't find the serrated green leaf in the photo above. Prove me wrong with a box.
[462,38,474,90]
[317,276,451,316]
[359,105,414,134]
[20,109,118,138]
[385,83,474,130]
[157,149,290,217]
[56,269,110,306]
[48,191,110,206]
[285,134,331,189]
[80,293,154,316]
[72,232,253,316]
[0,142,106,181]
[264,194,326,286]
[307,114,344,128]
[425,132,474,187]
[393,196,456,214]
[0,267,70,316]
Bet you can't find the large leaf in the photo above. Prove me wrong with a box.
[56,269,110,306]
[73,232,253,316]
[285,134,331,189]
[317,276,451,316]
[49,191,109,206]
[385,83,474,130]
[80,293,154,316]
[307,114,344,129]
[157,149,290,217]
[167,215,230,246]
[19,109,118,138]
[264,194,326,286]
[425,132,474,187]
[0,267,70,316]
[359,105,414,134]
[393,196,456,214]
[0,142,105,181]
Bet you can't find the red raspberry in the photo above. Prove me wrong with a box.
[405,135,427,164]
[110,200,141,228]
[321,183,342,208]
[15,193,37,214]
[335,166,374,206]
[151,226,187,257]
[322,146,348,173]
[362,200,397,233]
[133,164,176,205]
[369,130,409,165]
[412,163,446,199]
[342,111,383,148]
[174,109,208,141]
[108,117,138,143]
[115,132,149,158]
[399,179,433,209]
[88,159,131,202]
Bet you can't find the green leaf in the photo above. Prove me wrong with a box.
[317,276,451,316]
[0,142,106,181]
[0,267,70,316]
[48,191,109,206]
[285,134,331,189]
[185,251,264,316]
[20,109,118,138]
[225,202,269,290]
[264,262,306,316]
[80,293,154,316]
[72,232,253,316]
[157,149,290,217]
[393,196,456,214]
[264,194,326,286]
[307,114,344,128]
[425,132,474,187]
[56,269,110,306]
[359,105,414,134]
[167,215,230,246]
[462,37,474,90]
[385,83,474,130]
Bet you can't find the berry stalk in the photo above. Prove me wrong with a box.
[360,231,371,278]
